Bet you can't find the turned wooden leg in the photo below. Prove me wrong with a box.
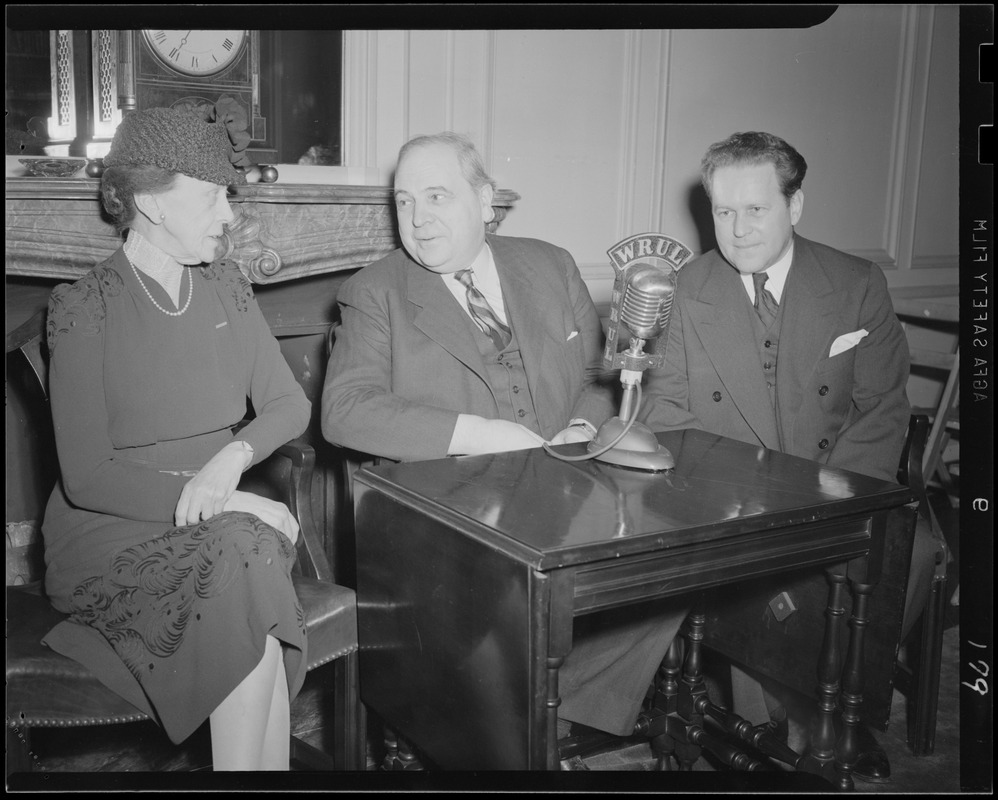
[661,635,683,711]
[675,607,707,770]
[834,577,874,792]
[381,725,397,770]
[681,608,707,712]
[694,694,802,770]
[636,636,684,770]
[546,648,567,770]
[686,721,769,771]
[381,725,425,771]
[651,733,675,771]
[803,563,848,778]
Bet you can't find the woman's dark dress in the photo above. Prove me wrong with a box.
[41,249,311,743]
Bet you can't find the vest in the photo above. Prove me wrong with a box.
[469,320,541,435]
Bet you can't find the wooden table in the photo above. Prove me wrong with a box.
[353,430,916,783]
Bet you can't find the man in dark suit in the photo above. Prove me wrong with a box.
[323,132,688,747]
[322,131,612,460]
[642,131,941,782]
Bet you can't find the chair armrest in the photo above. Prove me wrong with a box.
[266,439,335,584]
[240,439,334,583]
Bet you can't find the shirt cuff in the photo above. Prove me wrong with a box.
[568,418,598,437]
[231,439,256,470]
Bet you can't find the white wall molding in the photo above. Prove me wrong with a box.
[341,30,375,170]
[480,31,497,175]
[614,30,671,239]
[614,30,640,238]
[851,248,895,268]
[650,31,672,236]
[910,254,960,271]
[448,31,497,174]
[374,31,410,183]
[882,5,934,271]
[444,31,456,132]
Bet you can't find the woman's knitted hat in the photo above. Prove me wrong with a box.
[103,107,245,186]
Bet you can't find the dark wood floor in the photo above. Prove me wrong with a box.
[8,493,964,792]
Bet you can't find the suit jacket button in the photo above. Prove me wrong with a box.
[712,391,722,402]
[818,438,829,449]
[818,385,829,396]
[517,409,526,418]
[764,340,772,348]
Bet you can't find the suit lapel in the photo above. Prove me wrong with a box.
[776,236,843,434]
[686,254,782,448]
[406,256,489,378]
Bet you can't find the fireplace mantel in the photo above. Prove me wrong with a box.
[5,177,520,284]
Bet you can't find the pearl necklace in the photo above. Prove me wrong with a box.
[128,257,193,317]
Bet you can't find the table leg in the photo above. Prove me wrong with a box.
[834,576,874,792]
[803,562,848,778]
[674,608,707,770]
[649,637,683,770]
[382,725,425,771]
[546,649,567,770]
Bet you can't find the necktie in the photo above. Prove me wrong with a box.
[456,269,512,351]
[752,272,779,329]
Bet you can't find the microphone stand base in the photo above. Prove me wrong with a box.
[589,418,675,472]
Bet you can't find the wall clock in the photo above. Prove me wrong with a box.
[142,29,248,78]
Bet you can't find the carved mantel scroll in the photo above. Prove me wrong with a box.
[5,178,520,284]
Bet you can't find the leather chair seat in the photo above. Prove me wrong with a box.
[293,575,358,670]
[7,576,358,728]
[6,583,151,727]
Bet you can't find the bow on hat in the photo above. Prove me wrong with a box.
[175,94,253,169]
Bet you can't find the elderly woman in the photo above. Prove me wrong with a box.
[40,107,310,771]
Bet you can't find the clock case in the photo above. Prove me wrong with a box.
[118,30,274,162]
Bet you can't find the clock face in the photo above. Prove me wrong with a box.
[143,30,247,77]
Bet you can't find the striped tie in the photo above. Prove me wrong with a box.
[456,269,511,351]
[752,272,779,329]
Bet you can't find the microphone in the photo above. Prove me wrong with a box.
[589,233,692,471]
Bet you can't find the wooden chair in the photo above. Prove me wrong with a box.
[893,413,949,756]
[894,299,960,498]
[5,309,365,775]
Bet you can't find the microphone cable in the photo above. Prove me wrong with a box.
[542,382,643,463]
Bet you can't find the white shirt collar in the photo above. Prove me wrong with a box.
[740,239,794,304]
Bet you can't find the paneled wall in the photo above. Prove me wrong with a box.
[343,5,959,308]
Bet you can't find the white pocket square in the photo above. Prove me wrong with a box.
[828,329,869,357]
[567,330,579,341]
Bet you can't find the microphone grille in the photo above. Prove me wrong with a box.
[619,265,676,340]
